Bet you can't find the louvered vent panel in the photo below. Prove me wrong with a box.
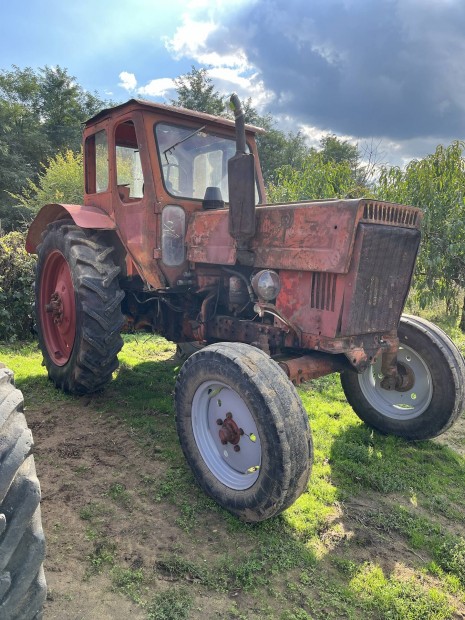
[362,202,419,227]
[310,272,337,312]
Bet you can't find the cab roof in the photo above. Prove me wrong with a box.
[85,98,264,133]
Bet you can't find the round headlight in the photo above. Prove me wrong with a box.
[251,270,281,302]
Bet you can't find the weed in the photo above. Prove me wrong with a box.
[155,554,214,587]
[74,465,91,477]
[280,610,312,620]
[86,540,116,577]
[111,566,145,604]
[79,501,110,522]
[146,587,193,620]
[104,482,132,508]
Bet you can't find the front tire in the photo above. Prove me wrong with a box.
[35,220,125,394]
[175,343,312,521]
[340,315,465,439]
[0,365,46,619]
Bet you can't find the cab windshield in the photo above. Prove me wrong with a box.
[155,122,259,203]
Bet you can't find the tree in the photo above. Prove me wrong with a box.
[0,65,108,231]
[376,141,465,326]
[11,149,83,222]
[266,150,354,203]
[320,134,359,168]
[171,67,225,116]
[255,119,310,184]
[320,134,380,197]
[38,66,105,153]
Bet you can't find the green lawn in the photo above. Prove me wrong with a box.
[2,313,465,620]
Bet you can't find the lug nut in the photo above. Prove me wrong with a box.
[216,419,223,426]
[233,445,240,452]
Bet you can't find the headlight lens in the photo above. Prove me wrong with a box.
[251,270,281,301]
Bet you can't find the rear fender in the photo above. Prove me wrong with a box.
[25,203,117,253]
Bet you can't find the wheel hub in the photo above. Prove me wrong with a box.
[191,381,262,490]
[380,362,415,392]
[217,412,244,449]
[45,292,64,325]
[40,250,77,366]
[358,343,433,420]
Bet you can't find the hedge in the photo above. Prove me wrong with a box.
[0,231,36,341]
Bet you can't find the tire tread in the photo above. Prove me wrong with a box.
[0,367,46,619]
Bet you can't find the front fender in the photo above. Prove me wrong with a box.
[26,203,117,253]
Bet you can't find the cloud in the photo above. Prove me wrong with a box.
[198,0,465,143]
[137,78,176,98]
[163,9,272,111]
[118,71,137,92]
[165,14,248,69]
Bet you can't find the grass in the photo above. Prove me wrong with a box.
[3,313,465,619]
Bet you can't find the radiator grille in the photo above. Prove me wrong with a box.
[362,202,420,227]
[343,224,420,334]
[310,272,337,312]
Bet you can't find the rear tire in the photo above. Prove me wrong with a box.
[0,365,46,620]
[35,220,125,394]
[175,343,312,521]
[340,315,465,439]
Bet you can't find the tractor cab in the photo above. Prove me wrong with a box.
[78,99,265,288]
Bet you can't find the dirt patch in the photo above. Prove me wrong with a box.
[27,400,179,619]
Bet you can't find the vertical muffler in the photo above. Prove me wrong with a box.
[228,93,256,265]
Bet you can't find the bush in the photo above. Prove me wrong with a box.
[0,231,36,341]
[10,149,84,220]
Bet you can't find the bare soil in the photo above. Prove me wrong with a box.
[29,402,156,619]
[25,392,465,619]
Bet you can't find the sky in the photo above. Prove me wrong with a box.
[3,0,465,166]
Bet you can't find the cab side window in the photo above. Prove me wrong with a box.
[115,121,144,202]
[85,130,108,194]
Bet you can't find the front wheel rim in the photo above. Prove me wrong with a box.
[191,381,262,490]
[39,250,76,366]
[358,343,433,420]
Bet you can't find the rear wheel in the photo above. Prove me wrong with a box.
[35,220,125,394]
[0,365,46,619]
[340,315,465,439]
[175,342,312,521]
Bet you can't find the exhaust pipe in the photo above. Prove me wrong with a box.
[228,93,256,266]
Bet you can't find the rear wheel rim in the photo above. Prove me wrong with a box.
[40,250,76,366]
[192,381,262,490]
[358,343,433,420]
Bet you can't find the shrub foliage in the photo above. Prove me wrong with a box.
[0,231,36,341]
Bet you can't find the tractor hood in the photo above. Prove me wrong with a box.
[186,198,423,273]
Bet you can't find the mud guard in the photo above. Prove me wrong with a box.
[25,203,117,253]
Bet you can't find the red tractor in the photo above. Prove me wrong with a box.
[26,95,465,521]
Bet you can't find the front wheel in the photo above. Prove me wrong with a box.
[175,342,312,521]
[340,315,465,440]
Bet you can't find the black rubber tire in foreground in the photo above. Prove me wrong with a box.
[36,220,125,394]
[340,314,465,440]
[175,342,313,522]
[0,365,46,620]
